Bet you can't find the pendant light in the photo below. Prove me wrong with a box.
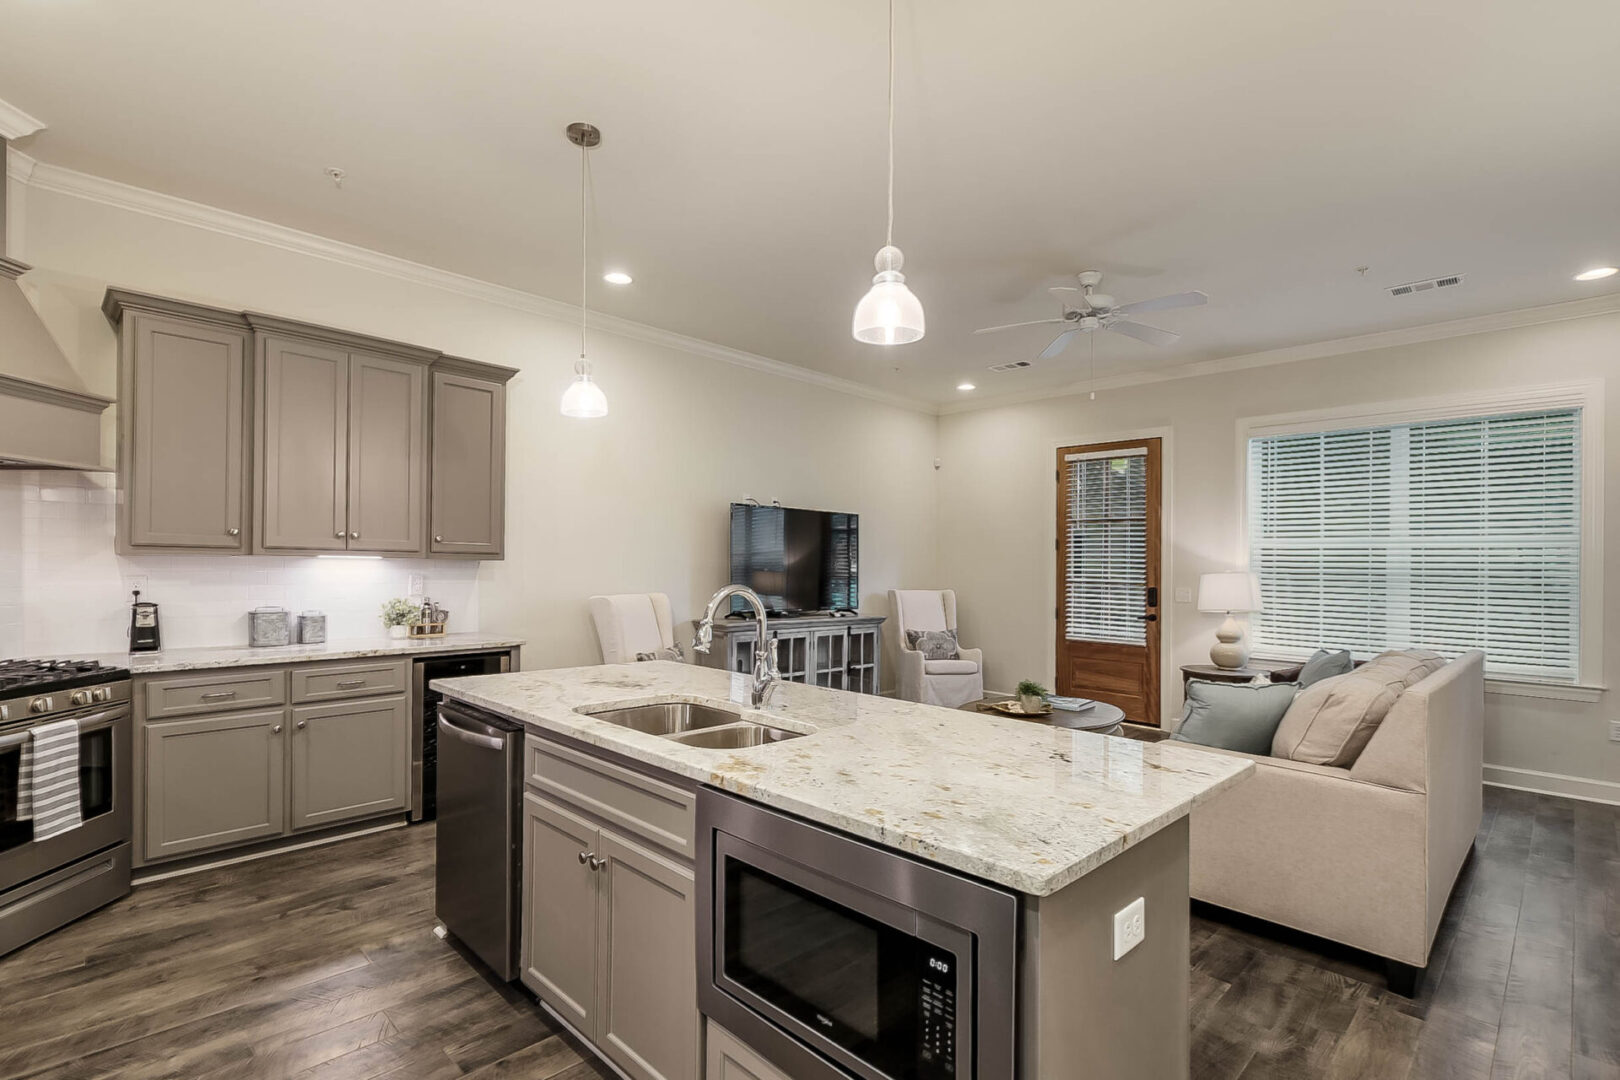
[560,122,609,419]
[852,0,924,345]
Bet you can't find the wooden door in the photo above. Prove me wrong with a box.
[1056,438,1163,724]
[144,709,286,859]
[523,793,601,1034]
[596,828,700,1080]
[124,314,249,551]
[288,696,410,830]
[430,370,506,558]
[258,334,349,551]
[347,351,426,554]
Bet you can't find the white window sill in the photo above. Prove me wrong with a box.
[1484,679,1606,703]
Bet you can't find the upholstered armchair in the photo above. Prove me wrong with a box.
[588,593,679,664]
[889,589,984,708]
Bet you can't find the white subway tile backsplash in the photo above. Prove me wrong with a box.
[0,471,481,657]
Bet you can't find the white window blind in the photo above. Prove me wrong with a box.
[1064,448,1148,646]
[1248,408,1581,681]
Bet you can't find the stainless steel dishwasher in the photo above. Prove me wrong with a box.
[434,700,523,981]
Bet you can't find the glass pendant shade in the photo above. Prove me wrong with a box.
[560,359,608,418]
[852,245,925,345]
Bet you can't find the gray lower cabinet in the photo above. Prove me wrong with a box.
[523,745,700,1080]
[430,361,514,559]
[143,709,286,860]
[705,1022,792,1080]
[290,696,410,830]
[105,297,252,554]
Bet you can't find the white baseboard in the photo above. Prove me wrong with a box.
[1484,765,1620,807]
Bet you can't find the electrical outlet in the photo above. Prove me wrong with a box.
[408,574,425,597]
[124,574,149,597]
[1610,719,1620,742]
[1113,897,1146,960]
[1174,587,1193,604]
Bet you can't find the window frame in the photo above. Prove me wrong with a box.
[1236,380,1605,700]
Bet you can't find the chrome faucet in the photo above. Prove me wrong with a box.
[693,585,781,708]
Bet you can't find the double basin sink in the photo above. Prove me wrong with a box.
[575,700,806,749]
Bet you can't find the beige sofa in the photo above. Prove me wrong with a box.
[1185,650,1484,993]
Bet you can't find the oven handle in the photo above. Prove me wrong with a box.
[0,707,128,750]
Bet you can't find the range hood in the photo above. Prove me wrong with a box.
[0,136,112,470]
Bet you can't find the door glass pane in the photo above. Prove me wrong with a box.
[0,740,28,854]
[1064,452,1148,645]
[80,726,114,821]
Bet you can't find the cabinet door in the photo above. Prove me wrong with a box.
[775,632,811,684]
[124,314,249,551]
[430,370,506,558]
[706,1022,792,1080]
[848,627,881,695]
[597,828,699,1080]
[258,334,349,551]
[523,793,601,1034]
[144,709,286,860]
[810,629,847,690]
[288,696,409,830]
[347,351,426,554]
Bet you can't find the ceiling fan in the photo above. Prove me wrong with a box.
[973,271,1208,358]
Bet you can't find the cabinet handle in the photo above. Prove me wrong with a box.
[588,855,605,871]
[227,527,240,537]
[336,679,366,689]
[296,720,307,730]
[578,850,592,865]
[335,530,346,539]
[200,691,237,701]
[271,724,283,734]
[350,531,359,540]
[434,535,444,543]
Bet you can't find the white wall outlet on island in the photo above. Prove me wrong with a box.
[1113,897,1146,960]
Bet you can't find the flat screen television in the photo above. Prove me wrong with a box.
[728,504,859,616]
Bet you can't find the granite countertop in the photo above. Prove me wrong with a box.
[434,661,1252,897]
[75,632,525,675]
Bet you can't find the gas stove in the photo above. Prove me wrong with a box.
[0,659,131,724]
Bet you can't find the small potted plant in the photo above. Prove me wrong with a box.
[1016,680,1048,714]
[381,598,421,640]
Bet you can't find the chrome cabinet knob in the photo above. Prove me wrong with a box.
[587,855,605,871]
[578,851,590,865]
[335,530,346,538]
[349,531,359,539]
[434,535,444,543]
[227,527,240,537]
[272,724,283,734]
[296,720,307,730]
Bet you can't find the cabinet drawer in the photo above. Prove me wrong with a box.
[526,737,695,860]
[291,659,408,703]
[143,669,286,719]
[707,1021,791,1080]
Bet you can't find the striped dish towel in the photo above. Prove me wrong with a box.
[18,718,82,840]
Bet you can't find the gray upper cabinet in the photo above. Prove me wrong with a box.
[430,358,516,560]
[348,352,427,554]
[257,333,350,552]
[104,294,252,554]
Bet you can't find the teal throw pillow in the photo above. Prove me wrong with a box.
[1171,679,1299,755]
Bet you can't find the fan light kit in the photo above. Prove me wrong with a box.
[560,122,608,420]
[851,0,924,346]
[973,271,1208,358]
[1575,266,1618,282]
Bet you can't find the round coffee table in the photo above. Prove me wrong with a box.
[1048,702,1126,735]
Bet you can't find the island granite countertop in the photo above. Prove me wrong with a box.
[434,661,1252,896]
[70,632,525,675]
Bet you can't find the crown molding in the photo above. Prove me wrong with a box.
[11,151,937,415]
[940,292,1620,416]
[0,99,45,141]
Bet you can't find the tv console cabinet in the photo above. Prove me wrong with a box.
[693,614,885,695]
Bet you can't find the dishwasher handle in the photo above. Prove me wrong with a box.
[438,707,511,752]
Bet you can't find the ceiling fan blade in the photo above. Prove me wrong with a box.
[1048,286,1081,298]
[1107,320,1181,347]
[1040,328,1081,359]
[1114,290,1208,316]
[972,318,1068,335]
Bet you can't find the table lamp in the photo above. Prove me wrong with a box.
[1198,572,1263,669]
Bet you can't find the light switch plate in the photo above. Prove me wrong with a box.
[1174,587,1193,604]
[1610,719,1620,742]
[1114,897,1146,960]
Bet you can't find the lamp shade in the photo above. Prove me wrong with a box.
[1198,572,1262,614]
[852,245,925,345]
[559,360,608,418]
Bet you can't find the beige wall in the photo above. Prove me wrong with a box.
[937,311,1620,801]
[12,183,939,681]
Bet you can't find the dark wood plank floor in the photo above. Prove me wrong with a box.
[2,786,1614,1079]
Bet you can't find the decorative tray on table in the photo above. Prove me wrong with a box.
[981,700,1053,719]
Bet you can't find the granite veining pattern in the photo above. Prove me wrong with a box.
[435,662,1252,896]
[70,633,525,675]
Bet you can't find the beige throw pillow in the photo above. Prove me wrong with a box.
[1271,649,1447,766]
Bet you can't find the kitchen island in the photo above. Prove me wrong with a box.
[435,661,1252,1080]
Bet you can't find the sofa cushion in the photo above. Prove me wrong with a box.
[1298,648,1354,687]
[1171,679,1299,755]
[1272,649,1447,766]
[905,628,960,660]
[923,658,979,675]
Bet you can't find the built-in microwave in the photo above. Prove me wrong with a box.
[696,787,1019,1080]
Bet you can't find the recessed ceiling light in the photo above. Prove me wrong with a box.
[1574,266,1618,282]
[956,382,976,392]
[603,271,633,285]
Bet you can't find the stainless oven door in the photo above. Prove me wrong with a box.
[0,702,132,893]
[697,787,1018,1080]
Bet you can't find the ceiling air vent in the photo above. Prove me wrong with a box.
[988,359,1034,373]
[1388,274,1465,298]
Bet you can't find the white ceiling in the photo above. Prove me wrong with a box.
[3,0,1619,406]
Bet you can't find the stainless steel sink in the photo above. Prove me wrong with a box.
[577,701,747,736]
[666,724,804,749]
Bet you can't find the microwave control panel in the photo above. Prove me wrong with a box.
[918,944,958,1077]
